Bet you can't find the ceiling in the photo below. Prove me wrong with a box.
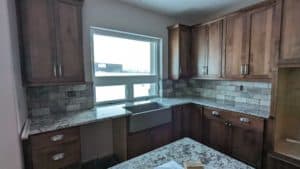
[118,0,264,24]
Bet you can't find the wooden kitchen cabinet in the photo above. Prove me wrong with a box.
[202,107,265,168]
[150,124,172,150]
[172,104,202,142]
[18,0,84,85]
[224,13,249,79]
[28,127,81,169]
[224,2,277,80]
[192,20,223,78]
[127,123,172,159]
[278,0,300,66]
[191,25,208,77]
[202,108,229,153]
[127,130,152,159]
[168,24,191,80]
[268,152,300,169]
[53,0,84,83]
[247,4,277,79]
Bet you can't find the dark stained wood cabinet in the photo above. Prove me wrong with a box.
[29,127,81,169]
[203,108,230,153]
[207,20,223,78]
[54,0,84,83]
[192,20,223,78]
[278,0,300,66]
[202,107,265,168]
[18,0,84,85]
[127,130,152,159]
[127,123,172,159]
[192,25,208,77]
[168,24,191,80]
[247,5,275,79]
[150,124,172,150]
[224,13,249,79]
[19,0,57,84]
[171,104,202,142]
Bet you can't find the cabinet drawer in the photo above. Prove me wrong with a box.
[30,127,80,149]
[229,113,264,132]
[203,107,234,121]
[32,141,80,169]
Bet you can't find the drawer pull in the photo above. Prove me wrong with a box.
[240,117,250,123]
[50,134,64,142]
[52,153,64,161]
[212,111,220,117]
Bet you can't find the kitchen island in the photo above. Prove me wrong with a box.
[109,138,254,169]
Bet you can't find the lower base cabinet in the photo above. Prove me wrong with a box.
[27,127,81,169]
[202,107,264,168]
[127,123,172,159]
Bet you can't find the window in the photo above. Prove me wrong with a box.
[91,27,161,104]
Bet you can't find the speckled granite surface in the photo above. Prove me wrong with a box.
[109,138,254,169]
[26,97,270,137]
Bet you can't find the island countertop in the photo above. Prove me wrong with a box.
[109,138,254,169]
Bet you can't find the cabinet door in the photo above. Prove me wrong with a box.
[150,124,172,149]
[191,26,208,76]
[179,28,191,78]
[54,0,84,83]
[127,131,151,159]
[189,105,203,142]
[208,20,223,77]
[230,125,264,168]
[279,0,300,65]
[20,0,57,84]
[168,28,180,80]
[172,106,183,140]
[248,5,274,79]
[225,13,249,78]
[202,109,228,153]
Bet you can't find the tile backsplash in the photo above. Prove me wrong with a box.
[162,79,271,106]
[27,83,94,117]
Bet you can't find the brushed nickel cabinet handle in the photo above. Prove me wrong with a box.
[58,64,62,77]
[244,64,249,75]
[212,111,220,117]
[52,153,64,161]
[53,64,57,77]
[240,64,244,75]
[50,134,64,142]
[240,117,250,123]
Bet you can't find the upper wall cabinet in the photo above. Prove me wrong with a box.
[224,2,277,80]
[278,0,300,66]
[18,0,84,85]
[168,24,191,80]
[224,13,249,79]
[192,20,223,78]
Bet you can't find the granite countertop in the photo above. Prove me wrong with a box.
[109,137,254,169]
[23,97,270,138]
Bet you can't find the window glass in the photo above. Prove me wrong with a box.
[95,85,126,102]
[134,83,156,98]
[93,34,152,76]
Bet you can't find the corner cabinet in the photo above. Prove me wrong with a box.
[168,24,191,80]
[18,0,85,85]
[192,20,223,78]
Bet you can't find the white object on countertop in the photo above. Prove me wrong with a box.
[154,161,184,169]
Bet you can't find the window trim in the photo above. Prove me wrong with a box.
[90,27,161,105]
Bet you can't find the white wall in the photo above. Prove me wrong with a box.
[82,0,178,81]
[0,0,27,168]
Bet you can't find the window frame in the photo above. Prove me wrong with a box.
[90,27,161,105]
